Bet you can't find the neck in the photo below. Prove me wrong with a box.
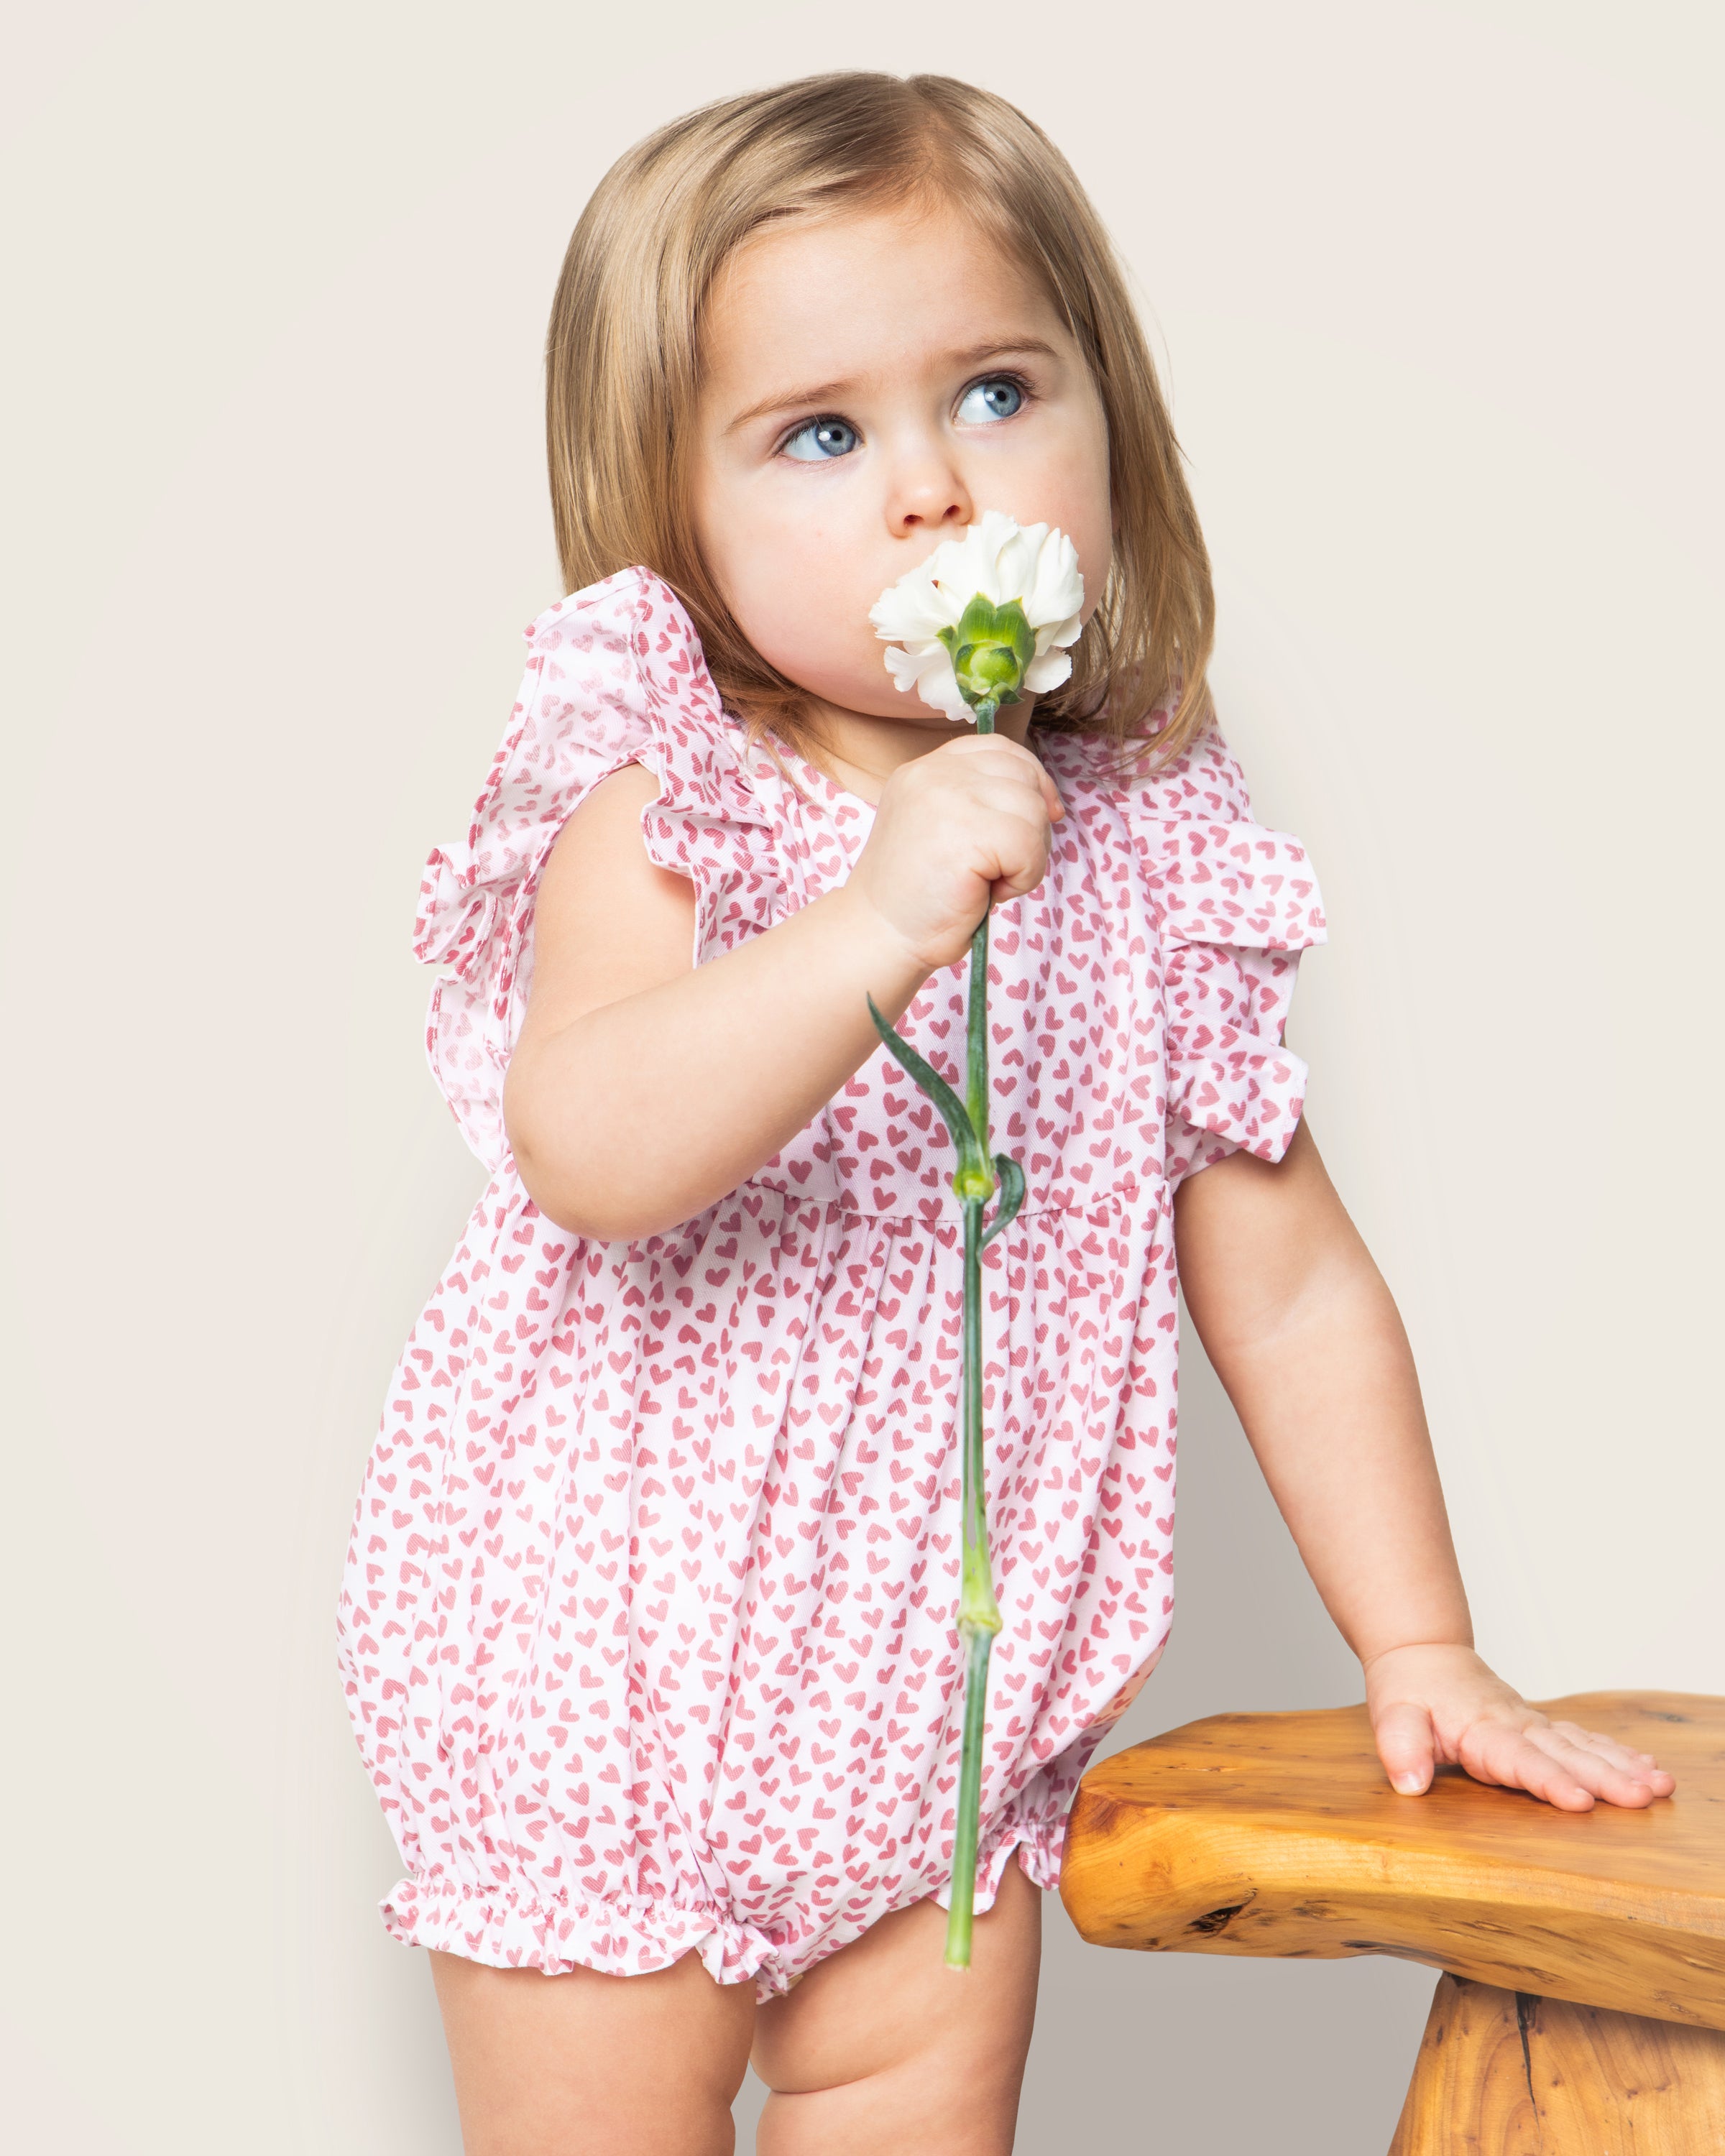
[796,697,1036,806]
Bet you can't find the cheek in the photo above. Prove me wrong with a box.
[1033,487,1111,629]
[708,498,882,691]
[724,528,842,655]
[1077,507,1113,625]
[995,408,1113,614]
[1062,423,1114,612]
[1065,492,1121,625]
[734,586,829,679]
[744,597,891,708]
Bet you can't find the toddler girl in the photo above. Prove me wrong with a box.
[336,70,1672,2155]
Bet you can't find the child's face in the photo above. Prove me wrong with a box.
[690,200,1113,731]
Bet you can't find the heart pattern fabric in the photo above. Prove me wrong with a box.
[335,568,1326,2001]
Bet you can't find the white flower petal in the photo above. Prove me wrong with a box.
[883,637,969,719]
[1030,608,1085,659]
[883,640,928,692]
[992,524,1044,612]
[872,512,1087,708]
[1023,649,1074,694]
[931,525,996,610]
[870,562,958,642]
[1023,530,1084,630]
[912,654,972,720]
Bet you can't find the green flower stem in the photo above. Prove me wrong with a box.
[965,910,993,1169]
[945,692,1003,1970]
[862,674,1024,1971]
[959,696,998,1193]
[946,1188,1003,1968]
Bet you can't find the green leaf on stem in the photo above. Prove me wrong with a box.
[865,996,986,1180]
[980,1154,1025,1247]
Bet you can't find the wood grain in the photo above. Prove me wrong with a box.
[1387,1975,1725,2154]
[1059,1692,1725,2030]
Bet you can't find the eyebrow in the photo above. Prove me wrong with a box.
[722,338,1064,433]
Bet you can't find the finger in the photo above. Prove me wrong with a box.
[942,732,1044,768]
[990,847,1052,902]
[966,831,1052,903]
[1459,1722,1594,1811]
[937,778,1052,842]
[1374,1701,1437,1796]
[1547,1722,1675,1791]
[963,801,1057,866]
[1548,1720,1668,1771]
[942,734,1067,819]
[962,800,1053,858]
[1522,1726,1672,1809]
[960,778,1060,820]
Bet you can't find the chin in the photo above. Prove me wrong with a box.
[782,671,916,724]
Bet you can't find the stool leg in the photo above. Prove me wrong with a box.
[1388,1972,1725,2154]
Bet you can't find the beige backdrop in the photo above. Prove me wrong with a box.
[4,3,1719,2149]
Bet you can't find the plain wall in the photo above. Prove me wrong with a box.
[4,4,1719,2149]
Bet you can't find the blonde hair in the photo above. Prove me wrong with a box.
[546,71,1215,763]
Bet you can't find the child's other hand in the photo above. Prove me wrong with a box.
[847,734,1065,974]
[1363,1644,1676,1812]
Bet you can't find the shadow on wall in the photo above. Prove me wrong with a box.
[732,1341,1435,2155]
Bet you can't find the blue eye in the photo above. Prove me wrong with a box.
[781,416,859,461]
[957,376,1024,424]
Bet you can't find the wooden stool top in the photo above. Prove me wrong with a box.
[1059,1691,1725,2032]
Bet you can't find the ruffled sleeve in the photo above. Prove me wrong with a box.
[413,567,783,1172]
[1132,724,1328,1189]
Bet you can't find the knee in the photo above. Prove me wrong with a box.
[753,2040,1026,2156]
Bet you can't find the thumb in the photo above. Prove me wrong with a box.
[1374,1700,1437,1796]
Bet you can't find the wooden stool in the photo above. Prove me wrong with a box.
[1059,1692,1725,2152]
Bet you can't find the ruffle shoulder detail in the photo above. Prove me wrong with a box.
[1128,722,1328,1183]
[413,568,782,1171]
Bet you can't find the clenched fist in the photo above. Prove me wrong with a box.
[845,734,1066,974]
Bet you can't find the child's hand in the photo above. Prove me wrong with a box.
[847,734,1065,974]
[1364,1644,1676,1812]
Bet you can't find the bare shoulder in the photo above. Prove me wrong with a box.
[513,760,696,1049]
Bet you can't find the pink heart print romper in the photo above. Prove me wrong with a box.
[335,566,1327,2000]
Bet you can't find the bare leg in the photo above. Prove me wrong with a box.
[428,1945,756,2156]
[751,1856,1043,2156]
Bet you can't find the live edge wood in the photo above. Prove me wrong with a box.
[1059,1692,1725,2032]
[1387,1976,1725,2155]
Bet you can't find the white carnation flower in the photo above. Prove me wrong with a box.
[868,510,1086,722]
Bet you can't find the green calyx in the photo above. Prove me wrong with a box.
[937,595,1036,711]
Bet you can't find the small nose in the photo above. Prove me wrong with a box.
[886,450,974,540]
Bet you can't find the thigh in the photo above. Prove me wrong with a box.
[750,1856,1043,2156]
[428,1945,756,2156]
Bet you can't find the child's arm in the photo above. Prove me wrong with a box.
[1173,1123,1675,1811]
[502,735,1063,1240]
